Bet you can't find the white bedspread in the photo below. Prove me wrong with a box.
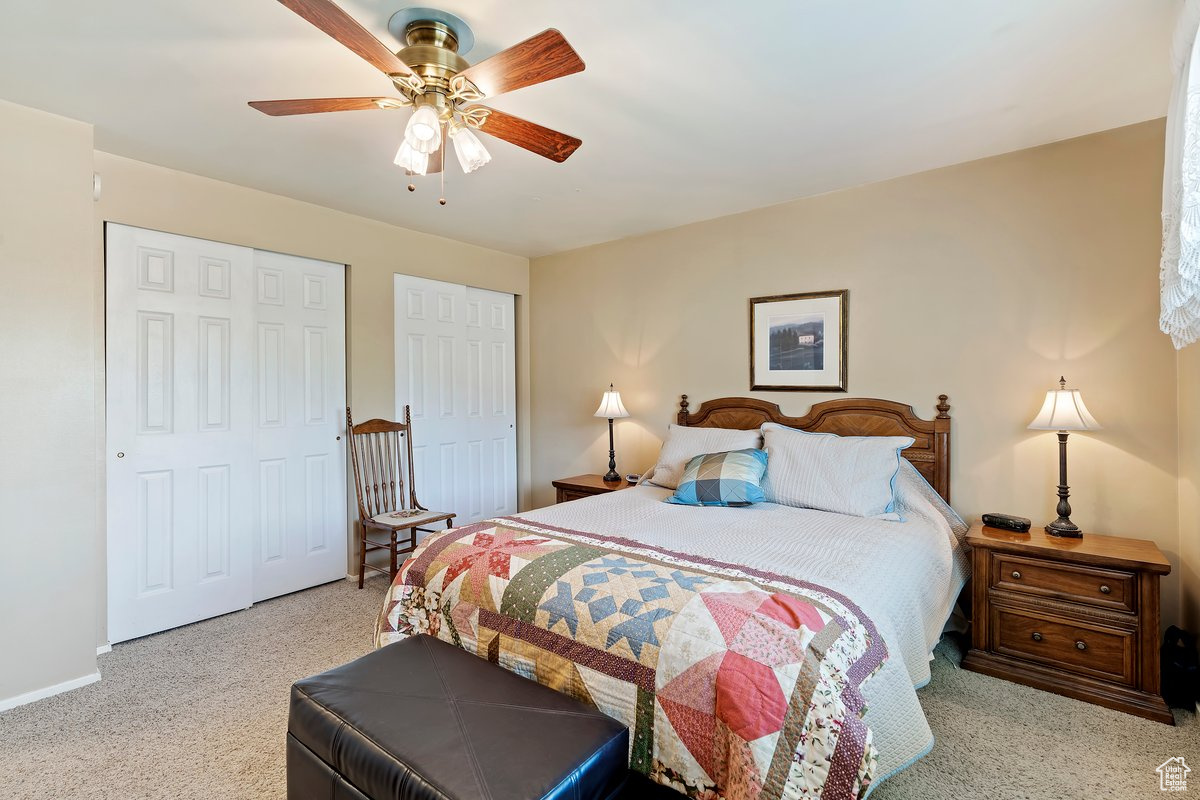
[518,461,969,791]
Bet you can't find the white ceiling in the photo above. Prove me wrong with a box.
[0,0,1178,257]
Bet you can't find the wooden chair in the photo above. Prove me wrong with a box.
[347,406,455,588]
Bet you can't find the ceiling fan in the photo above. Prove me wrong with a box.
[249,1,585,200]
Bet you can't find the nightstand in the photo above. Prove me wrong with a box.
[552,474,634,504]
[962,523,1173,723]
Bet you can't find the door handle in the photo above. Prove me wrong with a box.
[117,452,125,459]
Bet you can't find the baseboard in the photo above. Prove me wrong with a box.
[0,670,101,713]
[96,644,111,656]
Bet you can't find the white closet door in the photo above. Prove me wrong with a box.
[394,275,516,526]
[106,225,255,643]
[107,226,349,643]
[252,250,348,602]
[462,286,518,522]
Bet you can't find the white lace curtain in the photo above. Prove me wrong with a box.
[1162,0,1200,349]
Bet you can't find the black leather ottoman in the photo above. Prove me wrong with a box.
[288,635,630,800]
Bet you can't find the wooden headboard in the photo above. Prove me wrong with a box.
[677,394,952,503]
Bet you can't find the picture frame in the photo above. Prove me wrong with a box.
[749,289,848,392]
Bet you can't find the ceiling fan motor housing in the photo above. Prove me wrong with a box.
[394,19,470,109]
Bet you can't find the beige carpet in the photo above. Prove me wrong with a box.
[0,577,388,800]
[872,638,1197,800]
[1,578,1195,800]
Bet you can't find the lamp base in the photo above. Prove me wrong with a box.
[603,417,620,485]
[1045,518,1083,538]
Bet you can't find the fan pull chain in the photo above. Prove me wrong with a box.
[438,124,447,206]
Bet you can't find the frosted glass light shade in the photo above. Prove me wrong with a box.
[593,384,630,419]
[450,126,492,173]
[405,104,442,154]
[1028,382,1101,431]
[393,140,428,175]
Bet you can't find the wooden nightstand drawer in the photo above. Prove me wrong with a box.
[991,553,1135,612]
[557,488,594,503]
[552,475,633,504]
[991,605,1134,685]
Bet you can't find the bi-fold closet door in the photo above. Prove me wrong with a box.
[394,274,517,527]
[105,224,346,644]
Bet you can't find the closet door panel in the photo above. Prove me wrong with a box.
[394,276,517,529]
[106,224,255,644]
[252,250,347,602]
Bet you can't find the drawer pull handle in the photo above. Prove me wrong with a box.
[1011,570,1022,580]
[1099,585,1111,595]
[1075,640,1087,651]
[1031,632,1043,642]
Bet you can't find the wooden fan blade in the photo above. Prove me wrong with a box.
[277,0,414,77]
[468,107,581,162]
[248,97,403,116]
[456,29,584,99]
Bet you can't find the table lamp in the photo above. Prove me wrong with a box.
[1027,376,1101,537]
[594,383,630,483]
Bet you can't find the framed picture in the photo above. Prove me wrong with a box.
[749,290,847,392]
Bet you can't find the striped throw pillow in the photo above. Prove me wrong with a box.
[760,422,914,518]
[664,448,769,507]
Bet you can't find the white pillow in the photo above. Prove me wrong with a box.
[760,422,914,518]
[644,424,762,490]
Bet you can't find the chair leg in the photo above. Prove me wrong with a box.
[358,522,366,590]
[389,529,398,581]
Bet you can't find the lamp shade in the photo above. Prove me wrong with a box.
[393,140,428,175]
[1028,378,1101,431]
[450,125,492,174]
[405,103,442,154]
[593,384,630,419]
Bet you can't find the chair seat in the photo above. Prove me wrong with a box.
[369,509,455,530]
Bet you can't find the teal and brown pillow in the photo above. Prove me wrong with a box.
[664,448,769,507]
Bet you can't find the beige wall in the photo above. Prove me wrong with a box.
[1179,343,1200,632]
[0,93,533,708]
[530,119,1184,626]
[0,94,1189,711]
[0,100,99,702]
[91,152,532,645]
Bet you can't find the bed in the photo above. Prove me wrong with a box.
[377,395,969,800]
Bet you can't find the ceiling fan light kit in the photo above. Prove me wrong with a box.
[249,0,585,204]
[393,139,428,175]
[450,125,491,173]
[405,102,442,153]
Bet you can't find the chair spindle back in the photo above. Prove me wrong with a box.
[347,406,421,519]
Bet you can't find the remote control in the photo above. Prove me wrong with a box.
[982,513,1031,533]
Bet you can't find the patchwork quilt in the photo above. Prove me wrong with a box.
[376,517,888,800]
